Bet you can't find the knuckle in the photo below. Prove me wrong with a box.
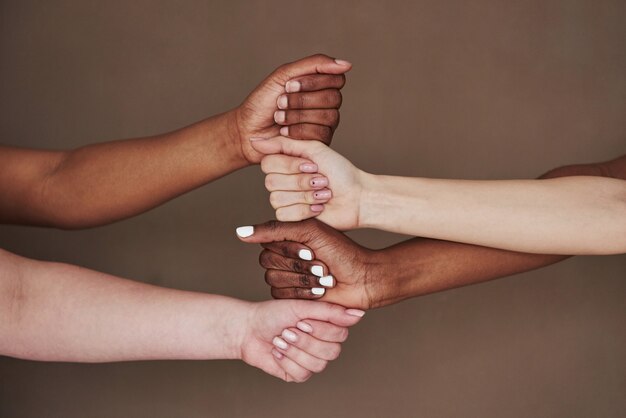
[298,273,311,287]
[337,328,349,342]
[291,259,304,273]
[298,175,311,190]
[258,250,273,268]
[265,219,281,232]
[276,207,289,222]
[317,125,332,141]
[269,192,282,209]
[264,270,275,285]
[304,191,315,204]
[264,175,276,191]
[295,94,306,109]
[312,360,327,373]
[327,344,342,360]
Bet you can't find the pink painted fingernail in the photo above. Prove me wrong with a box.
[286,80,301,93]
[334,58,351,66]
[282,329,298,343]
[280,126,289,136]
[272,349,284,359]
[310,177,328,187]
[346,309,366,317]
[311,204,324,212]
[296,321,313,333]
[273,336,289,350]
[299,163,318,173]
[274,110,286,123]
[313,190,332,200]
[277,95,288,109]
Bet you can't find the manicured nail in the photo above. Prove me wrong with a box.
[346,308,365,317]
[311,204,324,212]
[236,226,254,238]
[282,329,298,343]
[272,349,284,359]
[299,163,318,173]
[310,177,328,187]
[249,137,268,142]
[334,58,351,66]
[311,265,324,277]
[319,275,335,287]
[296,321,313,333]
[274,110,286,123]
[285,80,301,93]
[311,287,325,296]
[272,336,289,350]
[298,249,313,261]
[280,126,289,136]
[313,190,332,200]
[277,95,288,109]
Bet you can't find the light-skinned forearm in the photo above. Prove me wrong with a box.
[0,248,248,362]
[0,110,245,229]
[359,173,626,255]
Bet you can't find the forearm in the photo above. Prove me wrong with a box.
[1,110,246,228]
[359,174,626,255]
[0,249,247,362]
[367,156,626,308]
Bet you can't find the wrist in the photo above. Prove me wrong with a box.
[357,172,386,229]
[220,298,255,361]
[223,107,252,168]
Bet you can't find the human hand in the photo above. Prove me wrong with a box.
[236,219,381,310]
[233,54,351,164]
[239,298,364,382]
[249,136,367,230]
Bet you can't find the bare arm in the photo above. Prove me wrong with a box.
[0,54,351,229]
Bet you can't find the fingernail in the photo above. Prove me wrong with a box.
[296,321,313,333]
[282,329,298,343]
[313,190,332,200]
[249,137,268,142]
[274,110,286,123]
[280,126,289,136]
[298,249,313,261]
[346,308,365,317]
[277,95,288,109]
[319,275,335,287]
[236,226,254,237]
[311,287,325,296]
[311,265,324,277]
[311,204,324,213]
[285,80,301,93]
[310,177,328,187]
[272,336,289,350]
[272,349,284,359]
[334,58,351,66]
[299,163,318,173]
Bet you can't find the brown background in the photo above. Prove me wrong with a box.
[1,1,625,417]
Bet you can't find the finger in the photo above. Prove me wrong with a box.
[292,300,366,327]
[249,136,325,159]
[273,54,352,85]
[271,349,313,383]
[265,269,335,288]
[235,218,323,245]
[261,154,318,175]
[295,319,350,343]
[279,124,333,144]
[273,336,329,372]
[274,109,339,129]
[276,204,324,222]
[259,249,329,277]
[271,286,326,300]
[265,173,328,192]
[269,190,331,208]
[285,74,346,93]
[260,240,316,261]
[277,89,342,110]
[280,328,342,361]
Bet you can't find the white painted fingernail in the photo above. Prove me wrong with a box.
[298,249,313,261]
[282,329,297,342]
[346,309,366,317]
[296,321,313,333]
[236,226,254,238]
[311,287,325,296]
[311,265,324,277]
[272,336,289,350]
[319,275,335,287]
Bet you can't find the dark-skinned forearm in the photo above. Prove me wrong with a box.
[370,155,626,308]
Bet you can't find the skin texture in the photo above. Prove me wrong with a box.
[0,248,364,382]
[238,155,626,310]
[0,54,351,229]
[250,137,626,255]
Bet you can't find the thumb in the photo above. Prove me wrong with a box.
[271,54,352,84]
[297,301,366,327]
[249,136,322,159]
[235,220,314,244]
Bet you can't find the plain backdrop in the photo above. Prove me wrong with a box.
[1,1,624,417]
